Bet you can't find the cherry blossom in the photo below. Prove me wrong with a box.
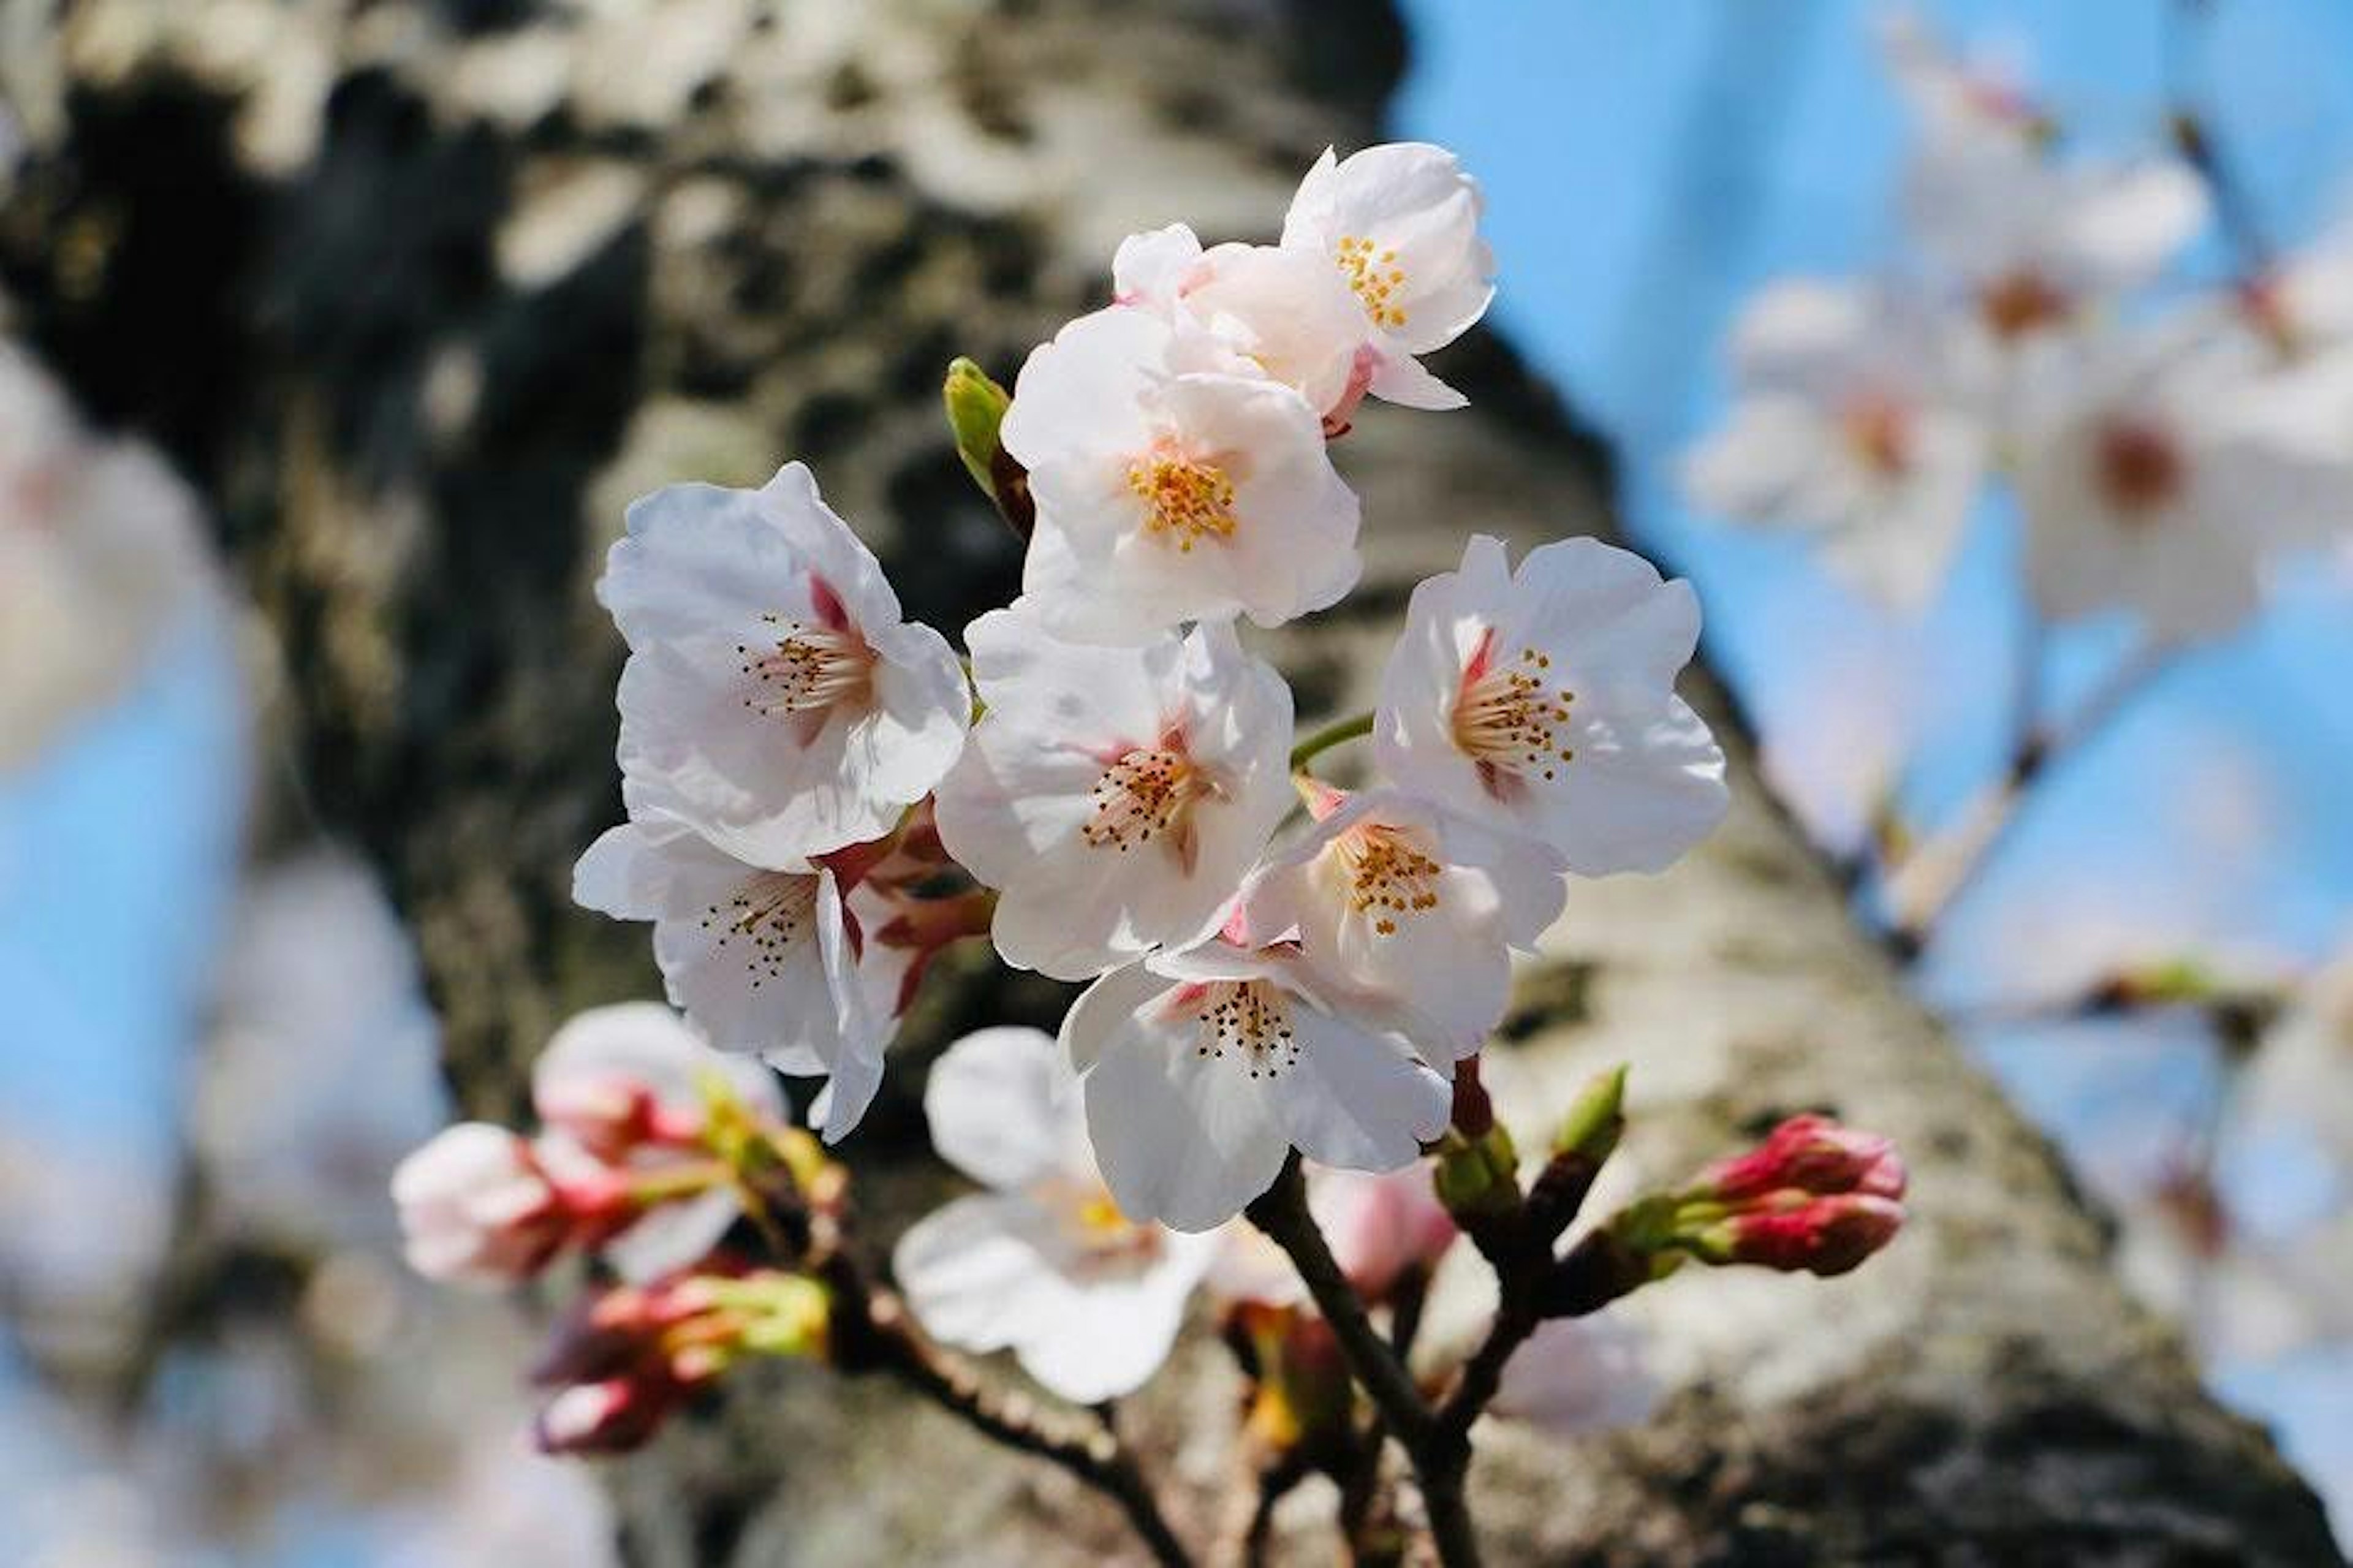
[599,461,968,865]
[1281,142,1495,412]
[1063,939,1452,1232]
[1112,226,1368,419]
[1682,278,1990,610]
[1245,784,1566,1060]
[893,1027,1221,1402]
[999,306,1361,640]
[571,789,892,1143]
[932,604,1294,981]
[2016,325,2353,642]
[1911,153,2205,352]
[392,1124,596,1287]
[1489,1317,1658,1437]
[532,1002,784,1281]
[1374,534,1727,876]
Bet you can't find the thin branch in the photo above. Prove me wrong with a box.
[742,1180,1194,1568]
[1245,1155,1488,1567]
[838,1267,1194,1567]
[1885,642,2178,954]
[1244,1154,1436,1453]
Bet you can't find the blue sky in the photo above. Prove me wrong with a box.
[1394,0,2353,1526]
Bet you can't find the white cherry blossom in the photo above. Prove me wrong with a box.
[532,1002,784,1281]
[1245,784,1565,1061]
[600,461,968,865]
[1681,278,1990,610]
[571,792,891,1143]
[2016,324,2353,642]
[1374,534,1727,876]
[1063,940,1452,1233]
[893,1026,1219,1402]
[1909,151,2205,350]
[1000,305,1361,640]
[932,604,1294,981]
[1114,225,1376,422]
[1281,142,1495,411]
[1490,1316,1659,1437]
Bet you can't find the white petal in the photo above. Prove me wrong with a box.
[893,1194,1066,1354]
[536,999,782,1119]
[924,1026,1078,1191]
[1274,1005,1450,1173]
[1083,993,1290,1232]
[602,1187,744,1283]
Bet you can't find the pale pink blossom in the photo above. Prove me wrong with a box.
[1000,306,1360,640]
[933,604,1294,981]
[895,1027,1220,1401]
[600,461,968,865]
[1063,939,1451,1232]
[1374,534,1727,875]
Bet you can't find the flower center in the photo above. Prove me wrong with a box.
[1335,822,1443,937]
[1979,268,2069,339]
[2094,418,2186,517]
[1336,234,1408,330]
[1191,980,1300,1080]
[1084,744,1217,866]
[1841,392,1913,479]
[1451,630,1576,797]
[700,871,819,990]
[737,616,874,719]
[1127,451,1237,552]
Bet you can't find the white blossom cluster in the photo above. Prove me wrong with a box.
[1683,12,2353,640]
[536,142,1727,1400]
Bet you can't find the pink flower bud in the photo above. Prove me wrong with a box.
[533,1072,667,1163]
[534,1375,679,1456]
[1313,1165,1457,1303]
[1714,1192,1904,1276]
[1702,1115,1906,1204]
[392,1124,571,1286]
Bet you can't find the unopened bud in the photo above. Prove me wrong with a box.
[1691,1192,1905,1277]
[536,1375,681,1456]
[944,357,1011,494]
[732,1274,832,1361]
[1699,1114,1904,1204]
[1433,1122,1520,1223]
[1235,1303,1352,1455]
[942,357,1032,537]
[534,1074,643,1154]
[393,1123,572,1286]
[1528,1064,1626,1241]
[1312,1164,1456,1304]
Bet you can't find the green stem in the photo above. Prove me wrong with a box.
[1289,711,1374,773]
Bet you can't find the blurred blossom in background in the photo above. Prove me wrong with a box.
[4,0,2352,1559]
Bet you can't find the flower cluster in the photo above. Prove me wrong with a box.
[393,137,1906,1558]
[1683,12,2353,640]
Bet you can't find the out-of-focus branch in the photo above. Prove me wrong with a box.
[1885,643,2177,956]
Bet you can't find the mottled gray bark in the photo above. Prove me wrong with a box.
[2,0,2340,1562]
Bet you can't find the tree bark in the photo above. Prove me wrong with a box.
[2,0,2340,1562]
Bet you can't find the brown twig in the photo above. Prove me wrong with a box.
[748,1190,1194,1566]
[1245,1155,1438,1454]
